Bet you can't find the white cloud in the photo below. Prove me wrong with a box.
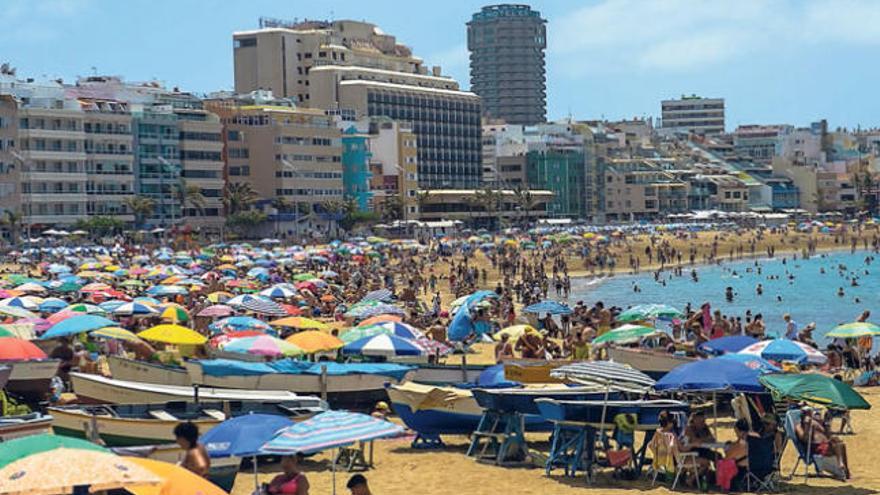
[549,0,880,76]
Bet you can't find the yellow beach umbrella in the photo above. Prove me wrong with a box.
[207,291,234,303]
[124,457,227,495]
[138,324,207,345]
[285,330,344,353]
[493,324,538,341]
[160,303,190,323]
[90,326,144,344]
[270,316,330,330]
[0,448,161,495]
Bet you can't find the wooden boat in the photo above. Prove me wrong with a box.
[0,412,53,441]
[184,360,413,411]
[69,372,325,406]
[0,365,10,390]
[608,347,695,378]
[536,398,690,426]
[49,400,326,447]
[1,359,60,401]
[106,356,190,387]
[406,363,489,385]
[386,382,550,437]
[502,360,568,384]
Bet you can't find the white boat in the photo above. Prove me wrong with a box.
[607,347,695,378]
[69,372,324,405]
[184,360,412,410]
[49,400,324,447]
[110,443,241,492]
[106,356,190,387]
[0,413,53,441]
[1,359,59,401]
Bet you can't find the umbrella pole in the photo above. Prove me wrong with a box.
[712,392,718,438]
[253,455,259,492]
[332,448,337,495]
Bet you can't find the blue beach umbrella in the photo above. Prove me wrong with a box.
[523,300,573,315]
[716,353,781,373]
[208,316,272,334]
[262,410,403,455]
[41,314,117,339]
[38,298,68,313]
[654,358,765,393]
[738,339,827,365]
[201,414,294,458]
[698,335,758,356]
[476,364,520,388]
[112,301,159,316]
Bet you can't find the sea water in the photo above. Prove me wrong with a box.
[570,250,879,347]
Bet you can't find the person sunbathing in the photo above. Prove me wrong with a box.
[795,407,849,479]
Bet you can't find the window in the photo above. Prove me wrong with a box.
[227,130,240,141]
[234,38,256,48]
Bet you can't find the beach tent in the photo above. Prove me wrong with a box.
[760,373,870,410]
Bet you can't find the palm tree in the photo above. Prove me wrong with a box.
[123,196,155,229]
[1,210,22,246]
[380,196,404,222]
[176,179,206,219]
[415,189,430,219]
[223,182,258,216]
[514,186,537,226]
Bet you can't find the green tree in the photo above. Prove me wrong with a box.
[74,216,124,237]
[176,179,206,218]
[226,210,268,238]
[1,210,22,246]
[223,182,258,215]
[123,195,156,229]
[514,185,537,226]
[380,195,404,222]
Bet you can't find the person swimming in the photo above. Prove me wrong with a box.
[756,284,763,296]
[837,287,845,297]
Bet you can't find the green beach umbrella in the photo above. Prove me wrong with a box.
[0,433,108,468]
[340,325,394,343]
[759,373,870,410]
[592,324,660,345]
[0,326,14,337]
[293,273,316,282]
[617,304,683,323]
[826,322,880,338]
[53,281,83,293]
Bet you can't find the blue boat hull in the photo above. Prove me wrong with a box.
[471,388,621,415]
[391,403,551,435]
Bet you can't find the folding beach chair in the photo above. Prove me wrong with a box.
[782,409,844,481]
[746,434,778,492]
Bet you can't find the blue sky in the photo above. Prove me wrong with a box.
[3,0,880,129]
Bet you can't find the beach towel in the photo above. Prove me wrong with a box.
[716,458,738,491]
[649,431,677,474]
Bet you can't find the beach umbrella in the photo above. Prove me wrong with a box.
[716,353,781,373]
[209,316,272,333]
[133,296,162,306]
[124,457,227,495]
[41,314,117,339]
[616,303,684,322]
[207,291,233,303]
[739,339,827,365]
[196,304,234,318]
[0,337,47,360]
[90,326,144,344]
[0,433,107,467]
[654,358,765,393]
[356,314,402,327]
[146,285,188,296]
[64,303,107,315]
[0,327,13,338]
[225,294,261,307]
[523,300,573,315]
[263,410,403,455]
[259,286,297,299]
[270,316,330,330]
[0,448,161,495]
[37,298,68,312]
[119,279,146,288]
[359,289,393,303]
[241,297,288,316]
[492,324,539,341]
[341,333,425,357]
[357,321,423,340]
[160,303,190,323]
[698,335,758,355]
[592,324,660,345]
[112,301,160,316]
[826,321,880,338]
[223,335,303,357]
[760,373,870,410]
[0,296,39,310]
[551,361,656,392]
[0,305,36,319]
[201,413,295,458]
[285,330,344,353]
[138,324,207,345]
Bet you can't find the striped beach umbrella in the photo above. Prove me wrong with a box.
[341,333,425,357]
[739,339,827,365]
[259,286,297,299]
[160,303,190,323]
[197,304,234,318]
[112,301,160,316]
[222,335,303,358]
[550,361,656,392]
[262,411,403,455]
[241,297,288,316]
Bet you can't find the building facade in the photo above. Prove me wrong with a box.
[661,95,725,135]
[341,126,372,211]
[467,4,547,125]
